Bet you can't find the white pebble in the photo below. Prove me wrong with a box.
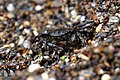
[24,28,30,34]
[7,3,15,12]
[28,64,40,72]
[41,71,49,80]
[23,40,30,48]
[9,43,15,47]
[78,54,89,60]
[46,25,51,28]
[99,69,104,74]
[44,56,49,59]
[115,67,120,72]
[33,30,38,36]
[49,77,56,80]
[95,24,102,32]
[91,2,96,7]
[65,58,69,62]
[71,10,77,18]
[26,76,34,80]
[109,16,119,23]
[18,35,24,45]
[101,74,111,80]
[80,16,86,22]
[79,76,84,80]
[35,5,42,11]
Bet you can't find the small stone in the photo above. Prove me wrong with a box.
[18,35,24,45]
[28,64,40,72]
[114,76,120,80]
[71,57,76,63]
[45,10,53,15]
[98,69,104,74]
[93,48,100,53]
[65,58,69,62]
[71,10,77,18]
[7,13,15,19]
[0,5,3,10]
[26,76,34,80]
[33,30,38,36]
[91,2,96,7]
[115,67,120,72]
[2,44,10,48]
[60,55,68,61]
[19,25,24,29]
[44,56,49,59]
[78,54,89,60]
[109,16,119,23]
[71,70,78,77]
[7,3,15,12]
[80,16,86,22]
[79,76,85,80]
[23,21,30,26]
[23,40,30,48]
[9,43,15,47]
[101,74,111,80]
[41,71,49,80]
[74,49,81,53]
[35,5,42,11]
[49,77,56,80]
[0,16,5,21]
[46,25,51,28]
[52,0,62,7]
[95,24,102,32]
[53,64,60,70]
[24,28,30,34]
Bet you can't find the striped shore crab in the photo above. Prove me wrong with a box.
[30,21,97,66]
[32,21,97,50]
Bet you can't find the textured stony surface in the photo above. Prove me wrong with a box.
[0,0,120,80]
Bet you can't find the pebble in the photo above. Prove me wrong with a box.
[35,5,42,11]
[28,64,40,72]
[52,0,62,7]
[0,16,5,21]
[65,58,69,62]
[71,10,77,18]
[109,16,119,23]
[49,77,56,80]
[7,13,15,19]
[23,21,30,26]
[91,2,96,7]
[18,35,24,45]
[7,3,15,12]
[101,74,111,80]
[80,16,86,22]
[2,44,10,48]
[41,71,49,80]
[78,76,85,80]
[93,48,100,53]
[9,43,15,47]
[98,69,104,74]
[33,30,38,36]
[0,5,3,10]
[79,68,94,79]
[115,67,120,73]
[26,76,34,80]
[22,40,30,48]
[24,28,30,34]
[78,54,89,60]
[71,57,76,63]
[95,24,102,32]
